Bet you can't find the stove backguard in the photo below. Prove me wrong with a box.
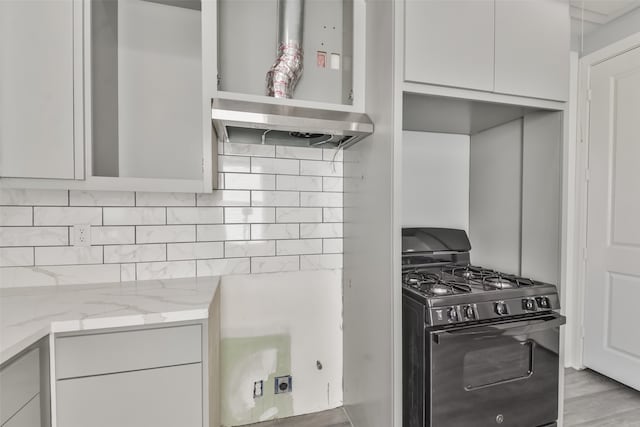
[402,228,471,255]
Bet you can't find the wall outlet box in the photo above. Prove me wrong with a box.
[274,375,292,394]
[73,224,91,247]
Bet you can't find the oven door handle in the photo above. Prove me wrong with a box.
[433,314,566,337]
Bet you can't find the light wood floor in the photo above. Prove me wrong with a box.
[244,369,640,427]
[564,368,640,426]
[244,407,350,427]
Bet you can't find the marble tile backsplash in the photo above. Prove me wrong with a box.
[0,143,344,288]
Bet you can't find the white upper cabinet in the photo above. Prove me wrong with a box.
[403,0,570,102]
[494,0,569,101]
[1,0,216,192]
[404,0,494,92]
[0,0,80,180]
[89,0,209,185]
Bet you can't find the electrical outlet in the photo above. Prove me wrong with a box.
[73,224,91,247]
[274,375,292,394]
[253,380,263,398]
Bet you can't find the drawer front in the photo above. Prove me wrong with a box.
[2,394,40,427]
[55,324,201,380]
[56,363,202,427]
[0,348,40,425]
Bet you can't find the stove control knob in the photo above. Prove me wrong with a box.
[447,307,459,322]
[494,302,508,316]
[536,297,551,309]
[522,298,536,311]
[463,305,475,320]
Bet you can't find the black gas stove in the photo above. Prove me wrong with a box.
[402,227,565,427]
[401,228,560,328]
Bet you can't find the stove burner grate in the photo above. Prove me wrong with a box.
[482,273,536,290]
[447,266,489,281]
[484,276,516,289]
[403,270,472,296]
[444,265,537,290]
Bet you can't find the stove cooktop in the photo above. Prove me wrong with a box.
[402,264,541,297]
[402,263,560,326]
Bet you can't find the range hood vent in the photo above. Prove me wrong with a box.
[211,98,374,149]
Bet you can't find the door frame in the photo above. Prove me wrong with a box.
[565,32,640,370]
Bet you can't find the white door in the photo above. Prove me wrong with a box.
[583,46,640,390]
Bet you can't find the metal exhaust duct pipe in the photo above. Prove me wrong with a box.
[266,0,305,98]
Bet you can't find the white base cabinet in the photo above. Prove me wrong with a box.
[54,322,211,427]
[3,396,41,427]
[56,364,202,427]
[0,339,49,427]
[0,349,40,426]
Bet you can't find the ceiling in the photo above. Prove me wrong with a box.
[570,0,640,37]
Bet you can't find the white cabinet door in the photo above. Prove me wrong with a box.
[494,0,569,101]
[0,0,77,179]
[3,395,40,427]
[0,348,40,426]
[404,0,494,92]
[56,363,203,427]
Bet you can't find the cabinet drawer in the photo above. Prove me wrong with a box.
[56,363,202,427]
[55,324,201,380]
[2,394,40,427]
[0,348,40,425]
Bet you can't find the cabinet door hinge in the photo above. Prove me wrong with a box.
[585,168,590,182]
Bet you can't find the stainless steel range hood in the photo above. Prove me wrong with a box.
[211,98,374,149]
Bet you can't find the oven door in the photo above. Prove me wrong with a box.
[428,313,565,427]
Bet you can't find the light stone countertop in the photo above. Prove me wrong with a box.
[0,276,220,365]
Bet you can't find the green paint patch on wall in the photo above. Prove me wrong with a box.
[220,334,293,426]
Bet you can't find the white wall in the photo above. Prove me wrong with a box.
[401,131,470,231]
[219,270,343,425]
[521,112,563,285]
[469,120,522,275]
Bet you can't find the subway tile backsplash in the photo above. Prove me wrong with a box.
[0,145,344,287]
